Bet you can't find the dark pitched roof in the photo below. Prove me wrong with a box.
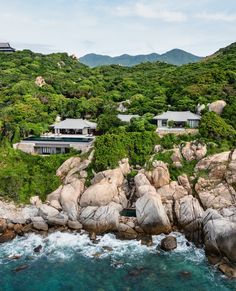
[0,43,15,52]
[0,43,10,48]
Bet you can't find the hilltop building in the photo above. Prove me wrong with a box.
[154,111,201,129]
[0,43,15,53]
[118,114,140,123]
[14,118,97,155]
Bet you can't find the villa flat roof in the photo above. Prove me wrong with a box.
[154,111,201,121]
[118,114,140,122]
[53,119,97,130]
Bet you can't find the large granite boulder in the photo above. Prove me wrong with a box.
[91,168,124,187]
[0,229,16,243]
[0,201,38,224]
[156,181,188,223]
[56,157,81,180]
[196,180,235,209]
[208,100,226,115]
[80,160,130,209]
[171,148,182,168]
[136,192,171,235]
[181,142,207,161]
[47,186,63,202]
[31,216,48,231]
[80,180,119,207]
[117,223,138,240]
[195,151,230,174]
[39,205,59,219]
[47,213,68,226]
[195,150,236,210]
[0,219,7,233]
[178,174,192,194]
[175,195,204,227]
[60,179,84,220]
[92,158,130,186]
[226,150,236,184]
[134,173,150,189]
[80,205,120,234]
[203,209,236,264]
[146,161,170,189]
[160,236,177,251]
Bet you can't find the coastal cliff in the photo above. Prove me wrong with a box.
[0,144,236,278]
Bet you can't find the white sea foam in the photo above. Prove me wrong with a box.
[0,231,205,266]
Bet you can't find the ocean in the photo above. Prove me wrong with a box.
[0,232,235,291]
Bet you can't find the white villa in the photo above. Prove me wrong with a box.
[52,118,97,135]
[14,118,97,155]
[118,114,140,123]
[154,111,201,129]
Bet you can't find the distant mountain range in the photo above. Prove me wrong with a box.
[79,49,203,67]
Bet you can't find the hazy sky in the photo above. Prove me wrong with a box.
[0,0,236,57]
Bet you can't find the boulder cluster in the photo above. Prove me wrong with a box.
[0,148,236,277]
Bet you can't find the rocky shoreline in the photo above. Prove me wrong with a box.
[0,144,236,278]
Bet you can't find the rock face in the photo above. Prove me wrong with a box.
[35,76,46,87]
[157,181,188,223]
[135,164,174,235]
[60,180,84,220]
[181,142,207,161]
[203,209,236,267]
[171,148,182,168]
[117,223,138,240]
[175,195,204,245]
[68,220,82,230]
[146,161,170,189]
[80,205,120,234]
[80,180,119,207]
[30,196,42,208]
[39,205,59,219]
[208,100,226,115]
[47,213,68,226]
[31,217,48,231]
[0,229,16,243]
[195,150,236,210]
[178,175,192,195]
[1,150,236,278]
[80,159,129,210]
[0,219,7,233]
[175,195,204,227]
[136,192,171,235]
[160,236,177,251]
[56,157,81,180]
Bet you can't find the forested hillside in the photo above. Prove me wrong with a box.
[0,43,236,202]
[0,43,236,143]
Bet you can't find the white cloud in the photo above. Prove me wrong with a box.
[115,2,187,22]
[196,11,236,22]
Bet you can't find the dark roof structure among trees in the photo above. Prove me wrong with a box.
[0,42,15,53]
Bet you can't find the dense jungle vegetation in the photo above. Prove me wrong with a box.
[0,42,236,202]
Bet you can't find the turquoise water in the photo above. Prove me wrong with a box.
[0,232,235,291]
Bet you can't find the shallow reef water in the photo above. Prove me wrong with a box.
[0,231,235,291]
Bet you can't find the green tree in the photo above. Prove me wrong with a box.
[199,112,236,140]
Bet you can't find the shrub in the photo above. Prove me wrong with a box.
[199,112,236,140]
[94,131,159,171]
[0,147,76,203]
